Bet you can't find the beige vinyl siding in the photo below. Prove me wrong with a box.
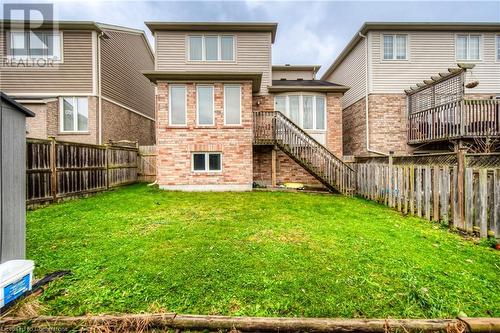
[100,29,155,118]
[0,31,93,94]
[156,31,272,94]
[272,70,315,80]
[324,38,366,108]
[371,31,500,94]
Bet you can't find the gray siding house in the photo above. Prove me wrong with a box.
[0,21,156,145]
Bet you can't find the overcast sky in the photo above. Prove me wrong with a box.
[4,0,499,75]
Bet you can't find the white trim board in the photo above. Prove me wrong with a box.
[159,184,252,192]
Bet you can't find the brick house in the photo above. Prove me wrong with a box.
[144,22,354,192]
[1,21,156,145]
[322,22,500,156]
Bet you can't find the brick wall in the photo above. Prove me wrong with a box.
[368,94,409,155]
[342,97,366,157]
[325,93,343,157]
[253,146,322,187]
[25,103,48,139]
[156,81,253,191]
[102,99,155,145]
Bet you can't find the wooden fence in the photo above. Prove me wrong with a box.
[26,138,140,205]
[355,152,500,238]
[138,145,157,182]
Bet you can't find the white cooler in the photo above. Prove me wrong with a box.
[0,260,35,308]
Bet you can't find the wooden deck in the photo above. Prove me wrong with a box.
[408,99,500,144]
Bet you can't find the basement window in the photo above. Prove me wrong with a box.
[192,152,222,172]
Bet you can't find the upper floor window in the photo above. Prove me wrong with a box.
[9,31,62,60]
[456,34,481,61]
[274,94,326,131]
[169,85,187,126]
[188,35,235,61]
[60,97,88,132]
[383,34,407,60]
[496,35,500,61]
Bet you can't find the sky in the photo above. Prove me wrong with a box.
[3,0,499,76]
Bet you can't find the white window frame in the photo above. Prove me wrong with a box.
[8,30,63,62]
[187,34,235,62]
[382,34,408,61]
[191,152,222,172]
[455,34,482,61]
[168,84,188,127]
[59,97,89,133]
[223,84,242,126]
[274,93,327,131]
[196,84,215,126]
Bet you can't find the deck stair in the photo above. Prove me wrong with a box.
[254,111,356,196]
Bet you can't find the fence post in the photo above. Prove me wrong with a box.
[49,136,57,202]
[388,151,394,207]
[456,147,466,230]
[105,144,110,189]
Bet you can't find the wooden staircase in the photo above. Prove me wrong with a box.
[253,111,356,196]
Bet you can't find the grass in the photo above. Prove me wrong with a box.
[25,184,499,318]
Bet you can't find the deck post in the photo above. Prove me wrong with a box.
[271,147,277,187]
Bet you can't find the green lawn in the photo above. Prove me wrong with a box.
[25,184,499,318]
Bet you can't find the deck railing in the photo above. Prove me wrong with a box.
[408,99,500,144]
[254,111,356,195]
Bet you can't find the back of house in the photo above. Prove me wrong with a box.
[322,22,500,157]
[144,22,353,193]
[0,20,156,145]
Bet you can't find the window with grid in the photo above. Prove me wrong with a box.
[456,34,481,61]
[383,34,407,60]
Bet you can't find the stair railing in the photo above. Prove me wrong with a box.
[253,111,356,195]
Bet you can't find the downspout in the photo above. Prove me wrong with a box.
[358,32,386,156]
[97,31,104,145]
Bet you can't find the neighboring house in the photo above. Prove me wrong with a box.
[144,22,352,192]
[322,22,500,156]
[0,20,156,145]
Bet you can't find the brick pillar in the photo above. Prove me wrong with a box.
[326,93,343,158]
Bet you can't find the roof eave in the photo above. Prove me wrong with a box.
[142,71,263,93]
[1,92,36,117]
[144,21,278,43]
[272,65,322,73]
[268,85,350,93]
[1,19,103,33]
[321,21,500,80]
